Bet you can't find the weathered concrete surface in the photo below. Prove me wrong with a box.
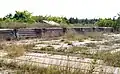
[1,52,120,74]
[0,27,113,40]
[0,29,14,40]
[1,33,120,73]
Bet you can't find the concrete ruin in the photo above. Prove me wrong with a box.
[0,27,113,40]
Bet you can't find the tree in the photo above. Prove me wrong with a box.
[32,15,45,22]
[13,10,35,23]
[96,18,118,30]
[69,17,75,24]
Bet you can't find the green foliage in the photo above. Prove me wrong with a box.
[96,18,116,27]
[0,10,70,27]
[45,16,69,24]
[96,13,120,30]
[13,11,35,23]
[3,10,35,24]
[1,10,120,28]
[1,10,99,25]
[69,17,99,24]
[32,15,46,22]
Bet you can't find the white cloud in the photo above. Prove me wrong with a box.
[0,0,120,18]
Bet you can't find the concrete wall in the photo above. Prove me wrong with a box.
[71,27,113,33]
[0,29,14,40]
[0,27,113,40]
[41,28,64,38]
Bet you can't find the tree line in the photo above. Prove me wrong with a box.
[96,17,120,30]
[0,10,99,24]
[0,10,120,30]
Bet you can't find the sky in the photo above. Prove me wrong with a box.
[0,0,120,19]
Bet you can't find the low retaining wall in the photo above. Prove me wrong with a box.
[0,29,14,40]
[0,27,113,40]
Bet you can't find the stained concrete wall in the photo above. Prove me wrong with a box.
[0,29,14,40]
[0,27,113,40]
[71,27,113,33]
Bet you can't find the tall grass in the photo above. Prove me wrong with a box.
[90,51,120,67]
[84,32,104,41]
[0,43,118,74]
[0,22,60,29]
[0,58,102,74]
[0,60,88,74]
[5,45,25,58]
[62,29,104,41]
[62,30,87,41]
